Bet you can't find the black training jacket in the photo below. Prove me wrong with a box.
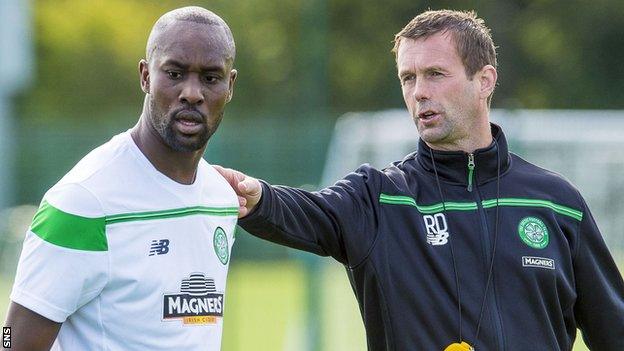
[239,124,624,351]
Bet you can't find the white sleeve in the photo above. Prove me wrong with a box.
[10,183,109,323]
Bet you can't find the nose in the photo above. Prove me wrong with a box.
[412,78,430,102]
[179,75,204,105]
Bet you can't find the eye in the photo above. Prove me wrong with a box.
[401,74,415,85]
[167,71,182,80]
[429,71,444,77]
[203,75,219,84]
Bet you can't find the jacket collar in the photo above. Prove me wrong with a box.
[416,123,511,186]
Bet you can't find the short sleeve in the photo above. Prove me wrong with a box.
[10,183,109,323]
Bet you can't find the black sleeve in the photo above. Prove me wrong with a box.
[573,199,624,350]
[238,165,381,266]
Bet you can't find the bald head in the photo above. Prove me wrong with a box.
[146,6,235,64]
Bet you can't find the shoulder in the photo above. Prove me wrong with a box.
[335,163,384,189]
[384,151,418,174]
[43,182,103,217]
[199,160,238,204]
[347,151,418,180]
[58,131,134,190]
[509,153,584,207]
[510,154,578,189]
[29,133,133,251]
[33,182,107,251]
[46,132,128,216]
[380,151,420,190]
[331,153,419,196]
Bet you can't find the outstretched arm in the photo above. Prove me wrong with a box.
[213,164,381,266]
[3,302,61,351]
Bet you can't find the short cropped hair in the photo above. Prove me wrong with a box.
[146,6,235,63]
[392,10,497,78]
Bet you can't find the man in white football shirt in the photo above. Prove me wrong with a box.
[4,6,239,350]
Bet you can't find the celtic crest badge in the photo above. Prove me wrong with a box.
[213,227,229,265]
[518,217,549,249]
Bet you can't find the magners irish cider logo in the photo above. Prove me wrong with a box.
[163,273,224,325]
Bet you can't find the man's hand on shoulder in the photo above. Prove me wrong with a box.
[213,165,262,218]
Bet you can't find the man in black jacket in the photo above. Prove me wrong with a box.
[216,10,624,351]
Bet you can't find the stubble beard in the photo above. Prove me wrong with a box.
[416,106,476,150]
[413,103,453,146]
[416,117,451,145]
[148,97,221,152]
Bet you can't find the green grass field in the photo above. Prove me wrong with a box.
[0,262,600,350]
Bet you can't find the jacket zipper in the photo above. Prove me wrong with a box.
[467,154,475,192]
[472,180,505,350]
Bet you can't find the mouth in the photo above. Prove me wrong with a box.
[173,110,205,135]
[417,110,439,121]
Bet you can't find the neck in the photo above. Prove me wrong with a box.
[417,123,510,186]
[427,132,492,154]
[427,114,493,153]
[131,106,206,185]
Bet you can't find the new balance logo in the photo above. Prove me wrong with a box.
[424,213,449,246]
[149,239,170,256]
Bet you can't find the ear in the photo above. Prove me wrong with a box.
[139,59,150,94]
[477,64,497,100]
[226,69,238,103]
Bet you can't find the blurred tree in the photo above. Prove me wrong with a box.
[19,0,624,122]
[25,0,169,118]
[12,0,624,204]
[508,0,624,109]
[21,0,305,119]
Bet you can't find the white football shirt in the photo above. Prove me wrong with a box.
[11,131,238,350]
